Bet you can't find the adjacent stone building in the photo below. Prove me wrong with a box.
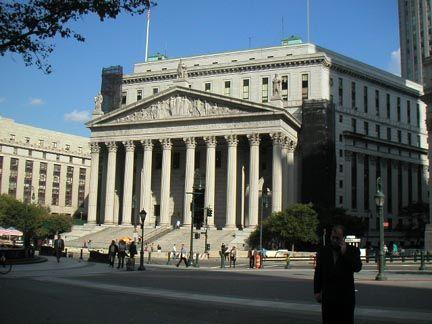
[87,41,428,243]
[0,116,91,216]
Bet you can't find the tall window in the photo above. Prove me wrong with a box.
[23,160,33,203]
[417,135,421,147]
[364,86,368,113]
[363,121,369,135]
[407,100,411,124]
[302,74,309,100]
[38,162,47,205]
[338,78,343,106]
[65,166,73,206]
[397,97,401,121]
[281,75,288,101]
[376,124,381,139]
[351,81,356,108]
[152,88,159,94]
[78,168,86,207]
[204,82,211,92]
[351,118,357,132]
[52,164,61,206]
[137,90,142,101]
[387,127,392,141]
[416,103,420,127]
[386,93,391,118]
[9,158,18,197]
[397,130,402,143]
[242,79,250,100]
[224,81,231,96]
[262,77,269,102]
[408,133,412,146]
[375,89,380,116]
[121,92,127,105]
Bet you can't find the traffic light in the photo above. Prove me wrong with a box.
[207,208,213,217]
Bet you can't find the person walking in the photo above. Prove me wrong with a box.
[313,225,362,324]
[117,240,127,269]
[248,248,255,269]
[129,241,138,259]
[108,240,118,267]
[176,244,189,267]
[54,234,65,263]
[229,246,237,268]
[171,244,177,261]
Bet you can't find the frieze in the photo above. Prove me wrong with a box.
[114,96,246,123]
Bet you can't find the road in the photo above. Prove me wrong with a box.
[1,257,431,324]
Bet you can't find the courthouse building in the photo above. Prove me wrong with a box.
[87,39,429,235]
[0,117,91,216]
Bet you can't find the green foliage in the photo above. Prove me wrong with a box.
[0,1,155,73]
[398,202,429,245]
[247,204,319,250]
[314,206,368,238]
[0,194,71,246]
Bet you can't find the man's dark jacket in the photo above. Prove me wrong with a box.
[314,244,362,323]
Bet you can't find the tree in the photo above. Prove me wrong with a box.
[0,0,154,73]
[398,202,429,246]
[37,213,73,238]
[247,204,319,251]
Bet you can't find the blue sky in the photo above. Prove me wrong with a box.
[0,0,400,137]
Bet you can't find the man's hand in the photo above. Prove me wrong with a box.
[314,293,322,303]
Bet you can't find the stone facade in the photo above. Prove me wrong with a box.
[0,117,91,216]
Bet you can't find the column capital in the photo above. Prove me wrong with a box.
[159,138,172,150]
[204,136,217,148]
[89,142,100,154]
[247,133,260,146]
[225,134,239,146]
[141,139,153,151]
[282,137,297,152]
[105,141,117,153]
[270,132,284,145]
[183,137,196,149]
[123,140,135,152]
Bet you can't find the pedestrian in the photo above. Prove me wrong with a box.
[157,244,162,253]
[87,239,92,251]
[313,225,362,324]
[117,240,127,269]
[53,234,65,263]
[108,240,118,267]
[248,248,254,268]
[176,244,189,267]
[129,241,138,259]
[230,246,237,268]
[220,243,227,268]
[175,219,181,229]
[171,244,177,260]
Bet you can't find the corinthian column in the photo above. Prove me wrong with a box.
[183,137,196,226]
[247,133,260,227]
[286,139,296,206]
[204,136,217,227]
[87,142,100,224]
[270,132,283,212]
[225,135,238,229]
[122,141,135,225]
[160,138,172,226]
[104,142,117,224]
[140,139,153,226]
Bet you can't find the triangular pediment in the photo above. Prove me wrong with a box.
[88,86,289,128]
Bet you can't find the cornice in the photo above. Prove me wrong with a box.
[122,56,330,85]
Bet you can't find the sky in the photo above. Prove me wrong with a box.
[0,0,401,137]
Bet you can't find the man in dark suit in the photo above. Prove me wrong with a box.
[314,225,362,324]
[54,234,65,263]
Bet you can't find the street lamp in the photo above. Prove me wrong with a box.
[260,188,271,252]
[374,177,386,281]
[186,170,205,266]
[137,209,147,271]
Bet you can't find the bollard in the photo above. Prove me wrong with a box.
[419,250,426,271]
[147,251,152,264]
[79,248,83,262]
[194,253,200,268]
[284,255,291,269]
[166,252,171,265]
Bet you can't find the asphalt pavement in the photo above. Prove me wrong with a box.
[1,257,431,324]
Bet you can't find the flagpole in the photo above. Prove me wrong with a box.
[145,9,151,62]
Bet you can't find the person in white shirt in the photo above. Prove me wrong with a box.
[171,244,177,260]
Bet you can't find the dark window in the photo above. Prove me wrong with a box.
[137,90,142,101]
[281,75,288,101]
[364,86,368,113]
[351,81,356,108]
[205,82,211,92]
[338,78,343,105]
[364,121,369,135]
[376,124,381,138]
[408,133,412,146]
[121,92,127,105]
[416,103,420,127]
[386,93,390,118]
[407,100,411,124]
[339,115,343,123]
[243,79,250,99]
[152,88,159,94]
[375,90,380,116]
[397,97,401,121]
[262,78,269,102]
[352,118,357,132]
[302,74,309,100]
[173,152,180,169]
[397,130,402,143]
[216,151,222,168]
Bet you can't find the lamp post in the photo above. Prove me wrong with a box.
[186,170,205,266]
[137,209,147,271]
[260,188,270,252]
[374,177,386,281]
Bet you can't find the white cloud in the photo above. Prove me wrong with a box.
[29,98,44,106]
[0,97,5,103]
[388,48,401,76]
[64,109,91,123]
